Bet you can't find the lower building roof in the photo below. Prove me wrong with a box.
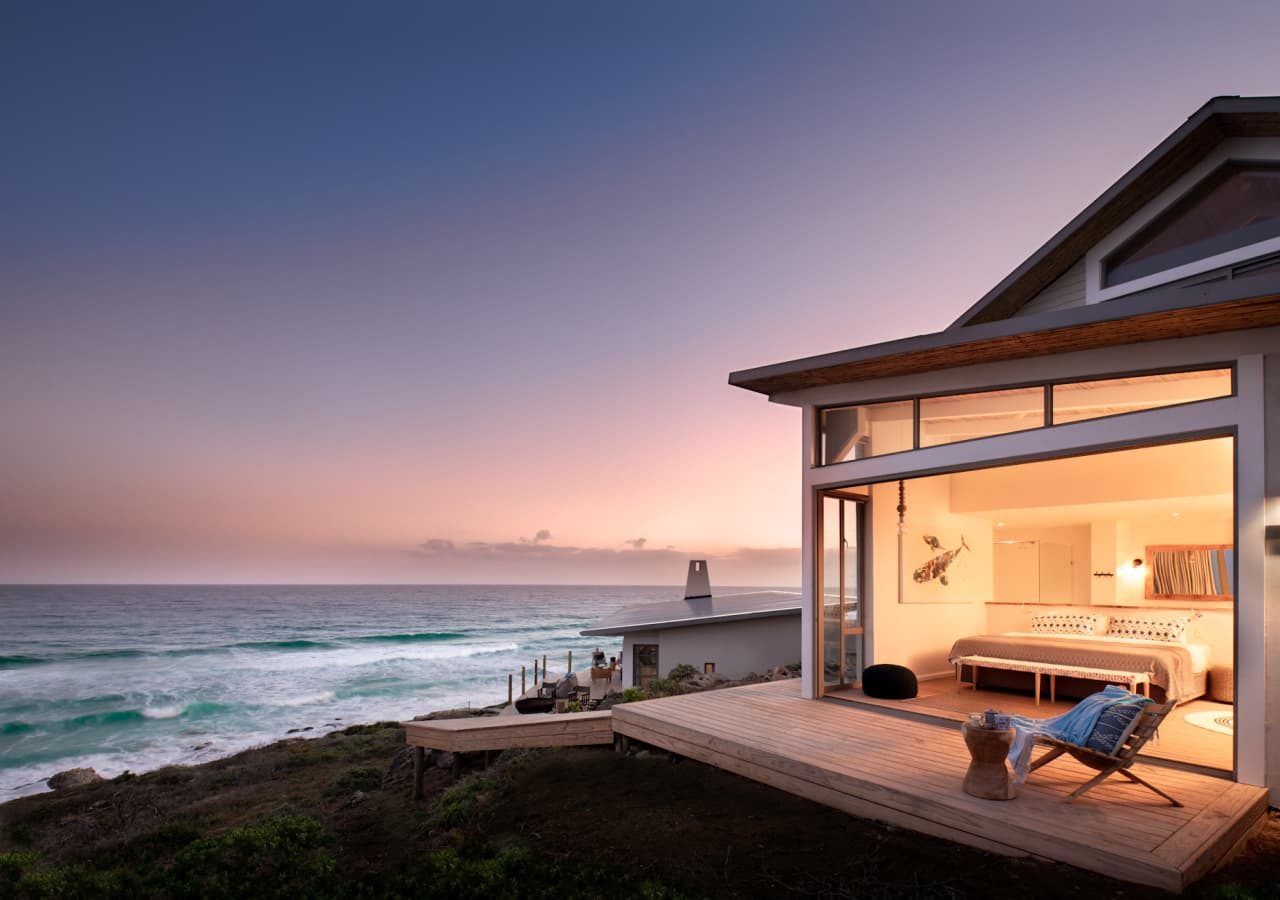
[580,590,801,636]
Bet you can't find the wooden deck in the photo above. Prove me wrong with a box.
[404,709,613,753]
[612,680,1267,892]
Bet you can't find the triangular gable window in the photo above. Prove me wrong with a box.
[1104,163,1280,286]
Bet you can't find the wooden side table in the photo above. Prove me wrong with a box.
[961,724,1015,800]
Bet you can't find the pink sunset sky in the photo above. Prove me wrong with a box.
[3,3,1278,585]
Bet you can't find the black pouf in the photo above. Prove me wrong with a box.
[861,664,918,700]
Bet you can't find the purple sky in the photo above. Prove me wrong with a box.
[2,2,1277,585]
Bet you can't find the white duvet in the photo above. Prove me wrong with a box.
[1002,631,1211,673]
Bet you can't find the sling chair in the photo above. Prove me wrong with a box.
[1027,699,1181,806]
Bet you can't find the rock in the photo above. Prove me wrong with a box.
[634,750,651,759]
[48,768,104,791]
[415,707,494,721]
[345,790,367,808]
[433,751,456,770]
[385,746,415,785]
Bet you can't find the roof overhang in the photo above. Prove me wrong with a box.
[728,274,1280,397]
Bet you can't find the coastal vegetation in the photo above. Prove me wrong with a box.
[1,700,1277,898]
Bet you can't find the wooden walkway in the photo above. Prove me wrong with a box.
[612,680,1266,893]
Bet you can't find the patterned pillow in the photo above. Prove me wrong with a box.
[1030,612,1106,636]
[1084,703,1146,755]
[1106,614,1190,643]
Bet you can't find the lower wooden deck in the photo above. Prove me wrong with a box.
[612,680,1266,893]
[403,709,613,753]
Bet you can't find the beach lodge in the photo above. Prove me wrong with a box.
[408,97,1280,890]
[611,96,1279,890]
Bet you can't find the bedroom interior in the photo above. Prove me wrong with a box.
[823,434,1235,773]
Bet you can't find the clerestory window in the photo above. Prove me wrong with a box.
[1104,163,1280,287]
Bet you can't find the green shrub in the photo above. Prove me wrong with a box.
[619,687,647,703]
[645,677,684,697]
[431,775,489,830]
[563,700,583,713]
[667,663,698,682]
[324,765,383,797]
[387,844,690,899]
[0,852,37,886]
[165,815,335,899]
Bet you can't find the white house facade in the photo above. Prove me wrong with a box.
[729,96,1280,802]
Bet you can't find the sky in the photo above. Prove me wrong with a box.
[2,1,1278,585]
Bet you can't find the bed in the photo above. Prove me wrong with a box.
[949,615,1209,704]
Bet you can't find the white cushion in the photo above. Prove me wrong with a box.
[1030,611,1109,636]
[1106,614,1190,643]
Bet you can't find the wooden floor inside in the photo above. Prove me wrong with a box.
[612,680,1266,893]
[828,678,1234,773]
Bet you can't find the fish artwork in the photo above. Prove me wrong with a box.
[913,535,970,586]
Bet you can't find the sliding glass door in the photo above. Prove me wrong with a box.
[817,491,865,695]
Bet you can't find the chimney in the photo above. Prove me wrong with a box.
[684,559,712,600]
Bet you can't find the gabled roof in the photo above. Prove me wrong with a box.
[950,96,1280,328]
[580,590,801,636]
[728,96,1280,398]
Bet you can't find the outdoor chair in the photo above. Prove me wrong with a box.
[1027,699,1180,806]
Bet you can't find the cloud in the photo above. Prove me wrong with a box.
[412,535,799,586]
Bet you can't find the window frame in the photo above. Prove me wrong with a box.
[813,363,1235,467]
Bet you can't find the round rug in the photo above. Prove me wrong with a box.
[1184,709,1234,735]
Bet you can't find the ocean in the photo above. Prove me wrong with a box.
[0,584,769,800]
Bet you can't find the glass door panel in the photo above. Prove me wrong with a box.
[819,492,864,694]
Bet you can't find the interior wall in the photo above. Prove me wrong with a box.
[870,475,992,677]
[993,524,1091,605]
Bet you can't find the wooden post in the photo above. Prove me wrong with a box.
[567,650,573,673]
[521,666,527,695]
[451,754,462,779]
[542,654,547,679]
[412,746,425,800]
[507,673,513,706]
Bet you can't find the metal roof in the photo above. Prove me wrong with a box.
[580,590,802,636]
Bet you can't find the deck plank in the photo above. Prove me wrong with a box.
[612,680,1265,892]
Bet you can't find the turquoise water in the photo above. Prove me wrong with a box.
[0,584,752,799]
